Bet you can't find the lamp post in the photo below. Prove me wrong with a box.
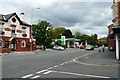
[30,8,40,51]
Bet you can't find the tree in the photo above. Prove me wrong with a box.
[74,32,98,46]
[52,27,66,39]
[32,20,52,46]
[74,32,82,39]
[62,29,73,38]
[90,34,98,46]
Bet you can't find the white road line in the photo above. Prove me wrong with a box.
[31,75,40,79]
[36,69,48,74]
[22,74,33,78]
[43,71,52,74]
[64,62,69,64]
[50,70,110,78]
[53,65,58,68]
[47,67,53,69]
[79,52,96,58]
[69,60,73,63]
[60,63,65,65]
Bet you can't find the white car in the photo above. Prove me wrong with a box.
[85,45,94,50]
[53,46,65,50]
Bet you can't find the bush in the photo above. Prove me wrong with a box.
[60,44,67,49]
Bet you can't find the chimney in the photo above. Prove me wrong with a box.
[20,12,25,21]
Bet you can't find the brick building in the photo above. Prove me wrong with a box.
[108,0,120,60]
[108,24,116,51]
[0,13,36,52]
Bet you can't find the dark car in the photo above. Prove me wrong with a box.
[85,45,94,50]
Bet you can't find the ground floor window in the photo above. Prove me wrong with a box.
[0,40,2,48]
[21,40,26,47]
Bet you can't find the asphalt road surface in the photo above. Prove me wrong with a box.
[2,48,119,79]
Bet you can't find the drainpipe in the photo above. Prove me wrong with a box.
[115,34,119,60]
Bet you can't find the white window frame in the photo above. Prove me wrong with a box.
[21,40,26,47]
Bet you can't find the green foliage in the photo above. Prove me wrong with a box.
[62,29,73,38]
[32,20,52,46]
[52,27,66,39]
[74,32,98,46]
[74,32,82,39]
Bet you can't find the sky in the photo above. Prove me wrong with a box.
[0,0,113,39]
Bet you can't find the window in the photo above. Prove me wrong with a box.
[21,40,26,47]
[11,27,16,33]
[22,26,26,34]
[0,39,3,48]
[0,27,3,36]
[22,29,26,34]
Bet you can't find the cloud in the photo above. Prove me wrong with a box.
[0,1,113,38]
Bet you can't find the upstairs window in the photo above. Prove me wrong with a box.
[11,27,16,33]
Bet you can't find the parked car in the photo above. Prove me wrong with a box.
[85,45,94,50]
[79,45,86,49]
[53,45,65,50]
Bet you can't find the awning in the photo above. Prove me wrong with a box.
[112,26,120,33]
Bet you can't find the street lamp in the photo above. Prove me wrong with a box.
[30,7,40,51]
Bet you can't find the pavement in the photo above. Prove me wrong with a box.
[0,49,53,56]
[73,48,120,67]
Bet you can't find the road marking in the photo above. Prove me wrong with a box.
[69,60,73,63]
[64,62,69,64]
[50,70,110,78]
[22,52,97,78]
[43,71,52,74]
[53,65,58,68]
[22,74,33,78]
[31,75,40,79]
[79,52,96,58]
[74,60,120,67]
[36,69,48,74]
[60,63,65,65]
[47,67,53,69]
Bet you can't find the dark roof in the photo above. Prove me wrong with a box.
[0,14,3,20]
[0,13,31,26]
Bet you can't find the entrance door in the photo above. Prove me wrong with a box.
[9,38,19,51]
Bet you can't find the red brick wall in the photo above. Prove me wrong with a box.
[16,38,30,51]
[108,38,116,51]
[118,1,120,25]
[108,24,114,35]
[2,36,36,51]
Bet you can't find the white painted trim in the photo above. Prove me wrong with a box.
[115,34,119,60]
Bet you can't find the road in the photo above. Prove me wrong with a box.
[2,48,119,79]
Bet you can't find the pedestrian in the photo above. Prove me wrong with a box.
[102,44,105,52]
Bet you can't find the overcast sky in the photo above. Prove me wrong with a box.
[0,0,113,38]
